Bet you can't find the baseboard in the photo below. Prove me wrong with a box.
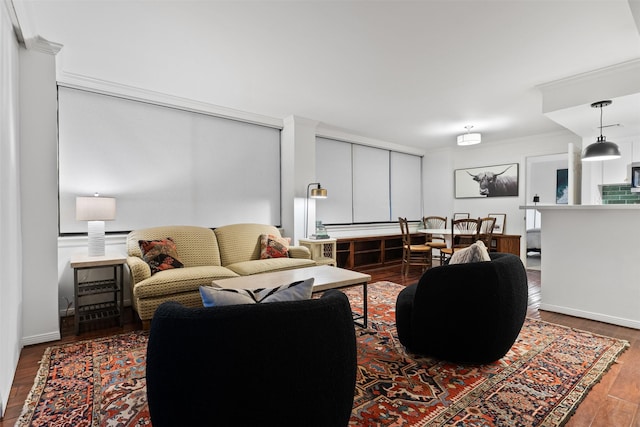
[540,303,640,330]
[22,330,61,346]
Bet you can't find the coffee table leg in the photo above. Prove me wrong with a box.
[362,282,368,328]
[352,281,368,328]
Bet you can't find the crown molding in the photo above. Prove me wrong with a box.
[28,35,62,55]
[4,0,25,45]
[56,70,284,129]
[537,58,640,113]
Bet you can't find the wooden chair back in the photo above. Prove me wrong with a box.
[478,217,497,249]
[450,218,480,249]
[398,217,412,247]
[423,216,447,230]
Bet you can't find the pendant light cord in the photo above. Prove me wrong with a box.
[599,105,603,139]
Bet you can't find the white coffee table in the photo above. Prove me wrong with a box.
[212,265,371,327]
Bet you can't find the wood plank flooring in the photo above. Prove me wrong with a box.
[2,263,639,426]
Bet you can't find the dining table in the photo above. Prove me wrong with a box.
[417,228,452,247]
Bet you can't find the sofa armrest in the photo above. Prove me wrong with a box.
[127,256,151,285]
[288,245,311,259]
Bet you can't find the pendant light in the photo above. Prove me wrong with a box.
[457,125,481,146]
[582,100,621,162]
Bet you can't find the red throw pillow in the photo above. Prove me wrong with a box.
[139,238,184,274]
[259,234,290,259]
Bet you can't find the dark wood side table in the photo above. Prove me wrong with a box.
[70,254,126,335]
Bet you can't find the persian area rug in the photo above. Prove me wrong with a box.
[17,282,628,427]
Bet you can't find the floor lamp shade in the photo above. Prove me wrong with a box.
[76,196,116,256]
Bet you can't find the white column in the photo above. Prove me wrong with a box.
[280,115,318,244]
[19,38,62,345]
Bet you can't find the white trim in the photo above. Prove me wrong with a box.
[540,303,640,330]
[537,58,640,91]
[56,71,284,129]
[325,222,412,239]
[58,234,127,248]
[29,35,61,55]
[21,330,61,347]
[520,204,640,210]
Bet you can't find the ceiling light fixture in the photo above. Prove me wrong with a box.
[582,100,621,162]
[457,125,481,146]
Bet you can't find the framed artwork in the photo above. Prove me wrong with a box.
[488,213,506,235]
[454,163,519,198]
[556,168,568,204]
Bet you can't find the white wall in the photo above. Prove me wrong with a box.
[0,2,22,416]
[422,131,577,257]
[19,44,60,345]
[582,137,640,204]
[526,154,568,229]
[538,205,640,329]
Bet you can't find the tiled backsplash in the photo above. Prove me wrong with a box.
[601,184,640,204]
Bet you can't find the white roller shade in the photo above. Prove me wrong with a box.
[58,87,281,233]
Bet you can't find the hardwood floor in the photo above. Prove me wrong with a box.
[2,264,639,426]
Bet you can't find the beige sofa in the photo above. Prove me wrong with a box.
[126,223,315,327]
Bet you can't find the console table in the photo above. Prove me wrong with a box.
[489,234,521,256]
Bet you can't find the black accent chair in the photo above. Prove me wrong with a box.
[395,252,528,364]
[146,290,357,427]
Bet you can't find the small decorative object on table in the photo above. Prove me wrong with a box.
[312,220,330,239]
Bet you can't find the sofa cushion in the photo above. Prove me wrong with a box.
[226,258,316,276]
[215,223,284,266]
[133,266,239,300]
[139,238,184,275]
[260,234,290,259]
[199,278,314,307]
[127,226,222,267]
[448,240,491,265]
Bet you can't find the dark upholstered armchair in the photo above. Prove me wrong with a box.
[146,290,357,427]
[395,253,528,364]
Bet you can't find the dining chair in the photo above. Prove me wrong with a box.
[422,216,448,251]
[439,218,480,264]
[398,217,432,276]
[478,217,497,250]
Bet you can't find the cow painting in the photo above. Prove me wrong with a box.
[467,165,518,197]
[455,164,519,198]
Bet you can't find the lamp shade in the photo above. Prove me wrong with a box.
[76,196,116,221]
[310,187,328,198]
[457,132,482,146]
[583,100,621,162]
[582,137,621,162]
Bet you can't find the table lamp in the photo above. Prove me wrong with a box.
[76,193,116,256]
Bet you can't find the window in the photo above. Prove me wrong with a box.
[316,137,422,224]
[58,87,281,233]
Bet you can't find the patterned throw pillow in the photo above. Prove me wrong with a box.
[139,238,184,275]
[259,234,290,259]
[448,240,491,265]
[199,278,314,307]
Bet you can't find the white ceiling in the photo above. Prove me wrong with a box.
[12,0,640,150]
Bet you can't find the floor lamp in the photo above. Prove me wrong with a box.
[76,194,116,256]
[304,183,327,238]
